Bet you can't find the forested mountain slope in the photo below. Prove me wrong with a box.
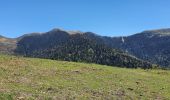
[15,29,152,68]
[106,28,170,67]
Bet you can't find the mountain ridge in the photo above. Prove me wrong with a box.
[108,28,170,67]
[15,29,152,68]
[0,35,17,54]
[1,28,170,68]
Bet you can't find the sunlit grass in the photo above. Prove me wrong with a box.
[0,54,170,99]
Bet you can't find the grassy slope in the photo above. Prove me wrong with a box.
[0,55,170,100]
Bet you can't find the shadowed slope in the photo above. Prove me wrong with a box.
[15,29,152,69]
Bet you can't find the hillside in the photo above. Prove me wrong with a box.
[108,28,170,67]
[1,28,170,68]
[14,29,152,69]
[0,35,16,54]
[0,55,169,99]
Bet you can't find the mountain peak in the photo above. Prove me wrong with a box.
[49,28,84,35]
[142,28,170,36]
[50,28,64,32]
[144,28,170,32]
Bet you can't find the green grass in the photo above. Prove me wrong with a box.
[0,55,170,100]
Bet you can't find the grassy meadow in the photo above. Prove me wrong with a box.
[0,55,170,100]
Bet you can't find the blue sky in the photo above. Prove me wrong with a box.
[0,0,170,38]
